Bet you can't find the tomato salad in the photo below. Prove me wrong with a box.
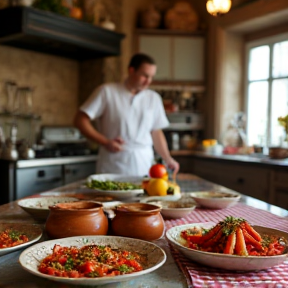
[38,244,147,278]
[0,229,29,248]
[181,216,288,256]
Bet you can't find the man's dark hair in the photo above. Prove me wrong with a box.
[128,53,156,70]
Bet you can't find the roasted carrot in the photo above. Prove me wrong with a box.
[198,224,222,245]
[242,229,263,251]
[201,228,224,248]
[223,232,236,254]
[235,227,248,256]
[242,221,262,241]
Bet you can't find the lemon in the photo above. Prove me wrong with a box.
[146,178,168,196]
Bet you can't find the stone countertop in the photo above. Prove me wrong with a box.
[0,173,287,288]
[170,150,288,167]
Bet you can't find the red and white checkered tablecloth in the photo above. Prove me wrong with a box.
[164,202,288,288]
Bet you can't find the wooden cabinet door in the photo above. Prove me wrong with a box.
[138,35,171,80]
[138,34,205,82]
[192,158,271,202]
[173,36,204,81]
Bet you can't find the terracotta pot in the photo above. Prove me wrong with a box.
[139,5,161,29]
[45,201,108,239]
[111,203,164,241]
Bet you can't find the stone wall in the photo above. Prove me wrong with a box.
[0,46,79,126]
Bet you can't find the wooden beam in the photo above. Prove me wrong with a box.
[217,0,288,33]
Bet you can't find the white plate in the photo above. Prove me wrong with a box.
[18,197,79,221]
[19,235,166,286]
[0,223,42,256]
[166,223,288,271]
[140,196,196,219]
[189,190,241,209]
[84,174,144,199]
[40,191,116,202]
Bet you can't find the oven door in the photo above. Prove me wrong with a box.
[15,165,63,199]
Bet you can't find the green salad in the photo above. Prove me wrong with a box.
[86,180,141,191]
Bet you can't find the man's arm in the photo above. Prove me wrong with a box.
[74,111,124,152]
[151,129,180,174]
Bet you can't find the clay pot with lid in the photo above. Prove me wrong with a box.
[45,201,108,239]
[111,203,164,241]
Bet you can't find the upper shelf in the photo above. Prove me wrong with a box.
[0,6,125,60]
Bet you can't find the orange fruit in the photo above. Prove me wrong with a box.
[162,172,169,181]
[70,7,83,20]
[146,178,168,196]
[141,178,150,191]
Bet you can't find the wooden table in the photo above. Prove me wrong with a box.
[0,174,287,288]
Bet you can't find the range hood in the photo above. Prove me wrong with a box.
[0,6,125,60]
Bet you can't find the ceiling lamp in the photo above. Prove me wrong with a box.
[206,0,232,16]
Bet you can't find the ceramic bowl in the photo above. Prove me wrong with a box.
[17,197,79,221]
[45,201,108,239]
[19,235,166,286]
[0,223,42,256]
[166,223,288,271]
[189,190,241,209]
[111,203,165,241]
[141,198,196,219]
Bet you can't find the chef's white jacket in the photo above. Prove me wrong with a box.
[80,83,169,176]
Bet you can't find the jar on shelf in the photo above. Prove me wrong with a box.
[139,5,161,29]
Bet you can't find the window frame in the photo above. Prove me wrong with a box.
[245,32,288,147]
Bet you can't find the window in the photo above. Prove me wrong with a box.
[245,34,288,147]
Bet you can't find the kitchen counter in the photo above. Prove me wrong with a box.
[0,154,98,168]
[170,150,288,168]
[0,173,287,288]
[171,151,288,210]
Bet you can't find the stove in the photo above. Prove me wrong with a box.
[35,126,95,158]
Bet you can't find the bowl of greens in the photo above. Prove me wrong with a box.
[84,174,144,199]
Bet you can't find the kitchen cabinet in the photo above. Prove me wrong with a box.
[192,159,271,202]
[16,165,63,199]
[0,156,97,204]
[137,29,205,82]
[0,6,125,60]
[64,162,95,184]
[269,169,288,210]
[173,152,288,209]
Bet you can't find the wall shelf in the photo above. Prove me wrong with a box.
[0,6,125,60]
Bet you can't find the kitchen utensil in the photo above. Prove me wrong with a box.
[45,201,108,239]
[4,81,17,113]
[2,123,18,160]
[111,203,164,241]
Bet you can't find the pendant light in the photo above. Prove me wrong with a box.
[206,0,232,16]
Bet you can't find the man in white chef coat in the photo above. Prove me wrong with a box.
[74,53,179,176]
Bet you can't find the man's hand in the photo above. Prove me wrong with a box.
[104,137,125,152]
[165,157,180,175]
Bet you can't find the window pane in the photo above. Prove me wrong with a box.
[248,46,270,81]
[247,81,268,146]
[273,41,288,78]
[270,79,288,146]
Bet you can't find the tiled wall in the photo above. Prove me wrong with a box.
[0,46,79,126]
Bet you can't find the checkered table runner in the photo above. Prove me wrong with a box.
[164,202,288,288]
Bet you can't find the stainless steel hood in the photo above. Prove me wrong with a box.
[0,6,125,60]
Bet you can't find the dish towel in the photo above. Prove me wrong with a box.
[165,202,288,288]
